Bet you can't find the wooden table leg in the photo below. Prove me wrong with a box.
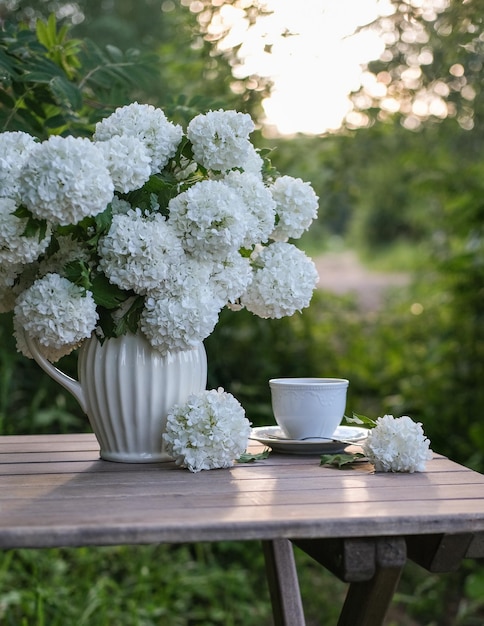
[337,537,406,626]
[294,536,406,626]
[406,533,474,572]
[262,539,306,626]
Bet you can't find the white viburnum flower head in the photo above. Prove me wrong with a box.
[98,208,185,295]
[362,414,433,473]
[95,135,151,193]
[93,102,183,174]
[158,253,247,309]
[13,312,82,362]
[0,197,52,264]
[163,387,251,472]
[168,179,248,260]
[223,170,276,247]
[0,131,38,201]
[270,175,319,241]
[140,282,222,355]
[14,273,98,356]
[241,242,319,318]
[208,251,253,305]
[240,144,264,177]
[187,109,255,172]
[19,135,114,226]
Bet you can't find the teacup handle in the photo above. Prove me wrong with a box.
[24,333,87,414]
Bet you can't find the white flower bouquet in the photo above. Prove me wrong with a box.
[0,103,319,363]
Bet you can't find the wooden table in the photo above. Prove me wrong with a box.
[2,433,484,625]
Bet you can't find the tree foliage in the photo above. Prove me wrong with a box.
[352,0,484,133]
[0,13,159,136]
[0,0,271,121]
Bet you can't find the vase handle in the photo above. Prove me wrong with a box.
[24,333,87,414]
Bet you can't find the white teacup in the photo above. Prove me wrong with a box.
[269,377,349,440]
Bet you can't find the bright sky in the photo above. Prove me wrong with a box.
[214,0,394,135]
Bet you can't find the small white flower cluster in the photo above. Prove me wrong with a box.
[93,102,183,174]
[187,109,254,172]
[0,102,320,361]
[0,197,52,265]
[20,135,115,226]
[362,414,433,473]
[0,131,38,202]
[14,273,99,362]
[270,176,319,241]
[242,242,319,318]
[163,388,251,472]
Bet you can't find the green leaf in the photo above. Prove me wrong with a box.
[0,48,17,76]
[237,448,271,463]
[123,174,178,214]
[64,260,92,291]
[36,14,58,50]
[320,452,367,469]
[114,296,145,336]
[96,307,116,340]
[341,412,376,428]
[90,273,129,309]
[105,45,124,62]
[44,113,70,129]
[12,205,48,242]
[49,75,82,110]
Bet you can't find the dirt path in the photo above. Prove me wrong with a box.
[314,250,410,311]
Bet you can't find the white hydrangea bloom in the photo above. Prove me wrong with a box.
[362,415,433,473]
[0,197,52,264]
[187,109,254,172]
[98,208,184,295]
[163,388,251,472]
[270,176,319,241]
[19,135,114,226]
[95,135,151,193]
[0,131,37,201]
[241,145,264,177]
[241,242,319,318]
[223,170,276,247]
[209,251,253,304]
[163,255,213,294]
[13,312,81,362]
[140,282,222,355]
[14,273,98,353]
[158,251,250,309]
[93,102,183,174]
[168,179,248,260]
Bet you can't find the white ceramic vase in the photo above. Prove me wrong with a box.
[26,332,207,463]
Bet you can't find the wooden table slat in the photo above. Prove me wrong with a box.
[1,434,484,550]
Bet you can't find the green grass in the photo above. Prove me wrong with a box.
[2,543,484,625]
[0,543,350,626]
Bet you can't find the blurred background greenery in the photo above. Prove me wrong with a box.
[1,1,483,624]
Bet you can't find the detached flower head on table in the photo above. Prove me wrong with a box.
[322,413,432,473]
[163,388,251,473]
[362,414,432,473]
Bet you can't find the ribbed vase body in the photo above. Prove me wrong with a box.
[78,333,207,462]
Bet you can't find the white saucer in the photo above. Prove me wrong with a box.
[249,425,368,455]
